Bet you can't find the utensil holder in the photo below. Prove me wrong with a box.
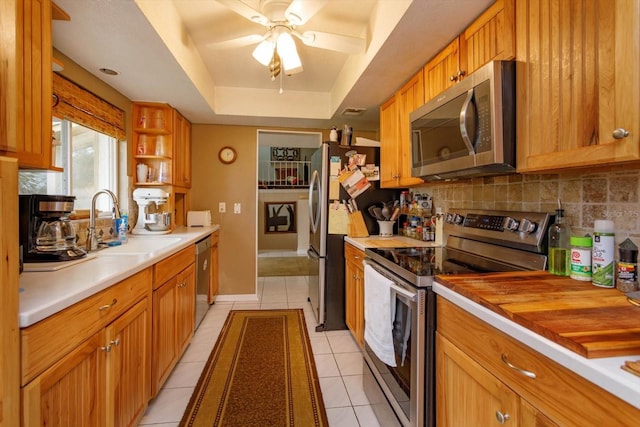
[377,220,394,237]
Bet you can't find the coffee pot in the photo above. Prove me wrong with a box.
[19,194,86,262]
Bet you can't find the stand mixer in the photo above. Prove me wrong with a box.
[132,188,171,234]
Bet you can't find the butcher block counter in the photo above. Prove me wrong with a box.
[434,271,640,414]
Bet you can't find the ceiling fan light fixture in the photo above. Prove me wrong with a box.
[252,39,275,66]
[276,31,303,74]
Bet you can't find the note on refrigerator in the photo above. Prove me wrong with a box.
[330,156,341,176]
[329,176,340,200]
[328,202,349,234]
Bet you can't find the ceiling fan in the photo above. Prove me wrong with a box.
[211,0,366,79]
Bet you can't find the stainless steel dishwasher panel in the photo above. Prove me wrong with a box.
[195,235,212,329]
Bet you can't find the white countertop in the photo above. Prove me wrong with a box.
[19,225,219,328]
[344,235,441,251]
[433,281,640,410]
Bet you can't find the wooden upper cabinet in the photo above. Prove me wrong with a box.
[459,0,516,76]
[379,95,400,187]
[397,72,425,187]
[1,0,54,169]
[516,0,640,172]
[380,70,425,188]
[423,0,515,103]
[423,38,460,102]
[173,111,192,188]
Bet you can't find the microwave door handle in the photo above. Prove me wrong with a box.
[459,89,476,155]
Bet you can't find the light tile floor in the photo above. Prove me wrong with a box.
[139,268,380,427]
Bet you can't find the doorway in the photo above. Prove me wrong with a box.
[256,130,322,277]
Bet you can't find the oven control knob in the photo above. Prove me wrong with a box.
[503,217,520,232]
[452,214,464,225]
[518,218,537,234]
[445,212,454,224]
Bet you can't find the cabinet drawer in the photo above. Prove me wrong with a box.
[344,243,365,265]
[21,268,152,386]
[437,298,639,426]
[154,245,195,289]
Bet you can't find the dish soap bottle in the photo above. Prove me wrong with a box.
[548,201,571,275]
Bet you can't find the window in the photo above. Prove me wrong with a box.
[19,118,119,213]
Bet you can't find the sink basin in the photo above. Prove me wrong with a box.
[97,236,182,256]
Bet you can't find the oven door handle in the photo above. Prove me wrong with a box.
[390,283,417,302]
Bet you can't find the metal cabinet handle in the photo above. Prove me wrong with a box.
[613,128,630,139]
[495,411,510,424]
[110,339,120,347]
[501,354,536,379]
[98,298,118,311]
[101,344,112,352]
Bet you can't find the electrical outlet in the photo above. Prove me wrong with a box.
[219,202,226,213]
[234,203,241,214]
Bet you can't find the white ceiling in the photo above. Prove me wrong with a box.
[52,0,493,130]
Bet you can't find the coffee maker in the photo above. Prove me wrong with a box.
[19,194,86,263]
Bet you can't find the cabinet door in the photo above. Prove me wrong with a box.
[520,399,558,427]
[379,95,400,187]
[436,333,519,427]
[22,330,107,427]
[459,0,515,76]
[397,71,426,187]
[345,259,359,342]
[208,232,219,304]
[516,0,640,172]
[176,263,195,356]
[173,111,192,188]
[152,275,178,395]
[2,0,53,168]
[106,298,150,427]
[423,38,460,102]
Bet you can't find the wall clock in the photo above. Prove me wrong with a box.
[218,146,237,164]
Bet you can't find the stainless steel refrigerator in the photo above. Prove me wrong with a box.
[307,142,401,331]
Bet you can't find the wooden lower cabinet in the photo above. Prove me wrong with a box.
[436,298,640,426]
[437,333,520,426]
[22,297,150,427]
[344,243,365,348]
[208,230,219,303]
[152,263,195,395]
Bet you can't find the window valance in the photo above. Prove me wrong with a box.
[52,73,126,140]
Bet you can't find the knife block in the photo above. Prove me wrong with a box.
[348,211,369,238]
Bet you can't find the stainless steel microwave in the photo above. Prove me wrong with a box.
[410,60,516,181]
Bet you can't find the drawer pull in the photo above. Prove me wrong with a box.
[501,354,536,379]
[98,298,118,311]
[495,411,510,424]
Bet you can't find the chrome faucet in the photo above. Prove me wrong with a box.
[86,189,121,252]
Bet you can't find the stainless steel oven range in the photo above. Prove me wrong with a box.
[362,208,553,427]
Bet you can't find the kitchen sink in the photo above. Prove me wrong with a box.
[96,236,183,256]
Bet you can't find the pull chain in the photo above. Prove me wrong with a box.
[279,71,284,94]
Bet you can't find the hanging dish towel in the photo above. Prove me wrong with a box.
[364,263,397,367]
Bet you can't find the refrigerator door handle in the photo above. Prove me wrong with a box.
[308,169,321,234]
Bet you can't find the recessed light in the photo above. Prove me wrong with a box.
[341,108,367,116]
[99,68,118,76]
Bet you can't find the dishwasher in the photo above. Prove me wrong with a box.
[195,235,212,329]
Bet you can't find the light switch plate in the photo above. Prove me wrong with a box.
[219,202,226,213]
[234,203,241,214]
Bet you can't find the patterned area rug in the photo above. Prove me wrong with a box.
[180,309,328,427]
[258,256,310,277]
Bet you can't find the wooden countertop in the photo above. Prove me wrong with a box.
[436,271,640,359]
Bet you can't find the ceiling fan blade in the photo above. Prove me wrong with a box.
[215,0,269,26]
[298,30,365,54]
[285,0,328,26]
[207,34,265,49]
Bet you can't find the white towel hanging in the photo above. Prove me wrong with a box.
[363,264,397,367]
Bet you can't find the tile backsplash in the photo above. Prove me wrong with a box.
[73,218,119,247]
[415,168,640,247]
